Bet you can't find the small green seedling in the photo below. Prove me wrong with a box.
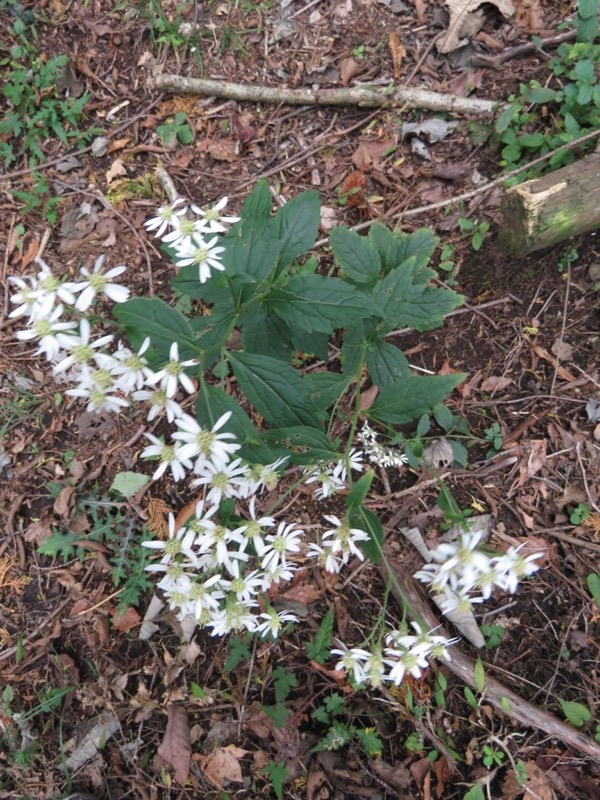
[569,503,591,525]
[458,217,490,251]
[156,111,194,148]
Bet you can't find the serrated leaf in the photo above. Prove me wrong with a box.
[367,373,465,425]
[241,306,294,361]
[373,260,464,331]
[262,426,337,464]
[305,371,353,408]
[474,656,485,693]
[109,471,150,498]
[315,722,353,752]
[272,190,321,271]
[263,759,288,800]
[113,297,200,363]
[306,607,334,664]
[346,470,375,510]
[267,275,382,334]
[330,226,381,286]
[290,325,330,360]
[370,226,439,277]
[273,666,298,703]
[355,727,383,757]
[38,528,78,561]
[228,351,320,428]
[366,340,411,389]
[559,699,591,727]
[341,323,367,376]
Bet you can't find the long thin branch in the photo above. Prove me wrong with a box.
[380,563,600,760]
[152,74,498,117]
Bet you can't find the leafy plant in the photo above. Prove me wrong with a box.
[437,242,459,287]
[569,502,591,525]
[587,573,600,605]
[482,742,504,768]
[306,607,334,663]
[458,217,490,251]
[483,421,503,457]
[559,698,592,727]
[156,111,194,148]
[312,692,383,757]
[493,0,600,182]
[262,759,288,800]
[481,622,505,650]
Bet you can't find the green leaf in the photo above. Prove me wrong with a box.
[272,190,321,271]
[273,665,298,703]
[263,703,288,729]
[574,58,595,83]
[224,635,251,672]
[370,225,439,277]
[373,260,464,332]
[474,656,485,693]
[113,297,200,363]
[324,693,345,717]
[346,470,375,510]
[578,0,598,18]
[222,228,281,282]
[524,86,556,103]
[587,573,600,605]
[367,373,465,425]
[305,371,353,408]
[348,506,383,564]
[450,440,469,468]
[366,340,411,389]
[262,425,338,464]
[559,699,592,727]
[242,306,294,361]
[170,263,233,302]
[290,326,330,360]
[355,727,383,757]
[576,13,598,42]
[519,132,546,149]
[267,275,382,334]
[263,759,288,800]
[495,103,518,133]
[228,351,321,428]
[341,322,367,376]
[238,179,273,229]
[38,528,78,561]
[306,607,334,663]
[500,696,512,714]
[109,471,150,498]
[196,384,282,465]
[330,226,381,286]
[463,787,485,800]
[315,722,353,752]
[433,403,454,432]
[464,687,479,712]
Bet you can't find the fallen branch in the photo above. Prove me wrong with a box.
[152,74,498,118]
[381,562,600,760]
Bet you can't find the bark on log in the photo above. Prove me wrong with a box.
[380,563,600,761]
[152,73,498,117]
[499,150,600,255]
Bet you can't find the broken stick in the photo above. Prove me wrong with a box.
[152,74,498,118]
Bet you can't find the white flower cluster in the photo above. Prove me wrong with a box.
[144,197,238,283]
[332,622,457,688]
[356,422,407,469]
[413,530,542,616]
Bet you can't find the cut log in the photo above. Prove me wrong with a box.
[499,150,600,255]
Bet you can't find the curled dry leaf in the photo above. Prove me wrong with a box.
[433,590,485,647]
[197,744,246,789]
[480,375,513,393]
[437,0,515,54]
[502,759,555,800]
[388,32,406,80]
[339,56,362,86]
[423,438,454,468]
[157,704,191,787]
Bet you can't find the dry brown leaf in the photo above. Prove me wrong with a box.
[530,344,577,381]
[105,157,127,185]
[359,384,379,410]
[351,140,396,171]
[502,760,555,799]
[413,0,426,22]
[197,745,245,789]
[54,485,76,518]
[480,375,513,393]
[157,704,191,787]
[388,32,406,80]
[205,138,238,162]
[111,606,141,632]
[21,238,40,268]
[437,0,515,53]
[107,137,131,153]
[23,518,53,545]
[339,56,361,86]
[434,755,454,796]
[514,0,543,31]
[280,582,324,604]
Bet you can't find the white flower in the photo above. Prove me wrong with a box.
[243,456,289,495]
[356,423,407,468]
[190,196,239,233]
[321,515,369,564]
[194,517,249,574]
[8,274,51,320]
[172,411,240,470]
[144,198,188,239]
[331,645,371,685]
[492,545,542,592]
[332,448,364,482]
[191,458,250,505]
[261,562,297,590]
[219,562,264,602]
[52,319,114,374]
[145,342,198,398]
[109,337,153,393]
[255,607,298,639]
[131,387,183,423]
[308,542,343,574]
[207,599,257,637]
[66,365,129,413]
[261,521,304,571]
[142,513,197,565]
[303,465,346,499]
[141,433,193,482]
[161,214,205,251]
[70,255,129,311]
[15,304,77,361]
[244,496,276,555]
[33,258,78,310]
[384,647,430,685]
[173,235,226,283]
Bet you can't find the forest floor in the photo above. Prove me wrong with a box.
[0,0,599,798]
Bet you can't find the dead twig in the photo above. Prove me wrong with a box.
[153,73,498,117]
[470,29,577,69]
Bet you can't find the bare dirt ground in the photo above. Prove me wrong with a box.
[1,0,599,798]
